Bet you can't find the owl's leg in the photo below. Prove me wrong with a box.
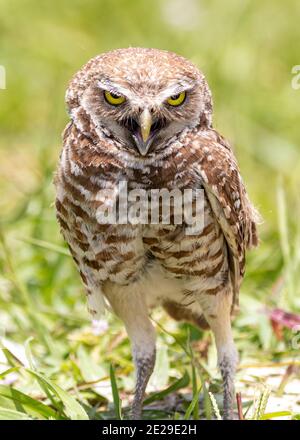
[104,287,156,420]
[197,289,238,420]
[131,345,156,420]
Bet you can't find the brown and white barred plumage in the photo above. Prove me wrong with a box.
[55,48,259,419]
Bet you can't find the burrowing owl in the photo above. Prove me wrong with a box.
[55,48,258,419]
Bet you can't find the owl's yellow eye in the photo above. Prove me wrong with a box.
[104,90,126,105]
[167,91,186,106]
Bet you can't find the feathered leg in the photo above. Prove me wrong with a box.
[131,347,156,419]
[197,288,238,420]
[104,286,156,420]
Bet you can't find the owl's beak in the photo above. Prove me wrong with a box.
[128,108,164,156]
[134,108,153,156]
[140,108,152,145]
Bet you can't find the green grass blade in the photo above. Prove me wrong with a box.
[110,364,122,420]
[0,385,57,419]
[144,371,190,405]
[184,385,202,420]
[0,367,19,379]
[0,408,34,420]
[17,236,70,256]
[0,230,57,354]
[260,411,292,420]
[197,368,212,420]
[22,338,64,415]
[26,369,89,420]
[191,363,199,420]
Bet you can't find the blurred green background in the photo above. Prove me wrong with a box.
[0,0,300,420]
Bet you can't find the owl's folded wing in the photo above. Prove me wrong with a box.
[194,132,259,310]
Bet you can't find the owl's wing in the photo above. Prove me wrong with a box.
[193,131,259,311]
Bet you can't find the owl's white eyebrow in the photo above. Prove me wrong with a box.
[96,79,129,97]
[158,82,195,101]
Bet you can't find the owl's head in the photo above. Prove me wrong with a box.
[66,48,212,157]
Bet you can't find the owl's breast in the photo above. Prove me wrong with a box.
[142,193,229,295]
[56,133,229,299]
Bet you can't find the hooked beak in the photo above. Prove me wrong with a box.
[123,108,166,156]
[140,108,152,144]
[134,108,153,156]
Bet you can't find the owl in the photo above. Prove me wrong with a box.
[54,48,259,420]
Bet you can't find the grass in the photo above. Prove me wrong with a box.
[1,0,300,420]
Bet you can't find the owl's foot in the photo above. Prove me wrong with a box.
[196,289,238,420]
[218,344,238,420]
[219,349,237,420]
[130,351,156,420]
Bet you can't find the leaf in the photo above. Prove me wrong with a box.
[0,385,57,419]
[110,364,122,420]
[26,369,89,420]
[22,339,63,414]
[184,385,202,420]
[258,315,273,351]
[150,345,169,389]
[260,411,292,420]
[77,345,104,383]
[0,367,19,380]
[191,363,199,420]
[144,371,190,405]
[203,383,212,419]
[197,368,212,420]
[24,337,36,370]
[17,236,70,256]
[187,328,199,420]
[1,342,28,367]
[0,408,34,420]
